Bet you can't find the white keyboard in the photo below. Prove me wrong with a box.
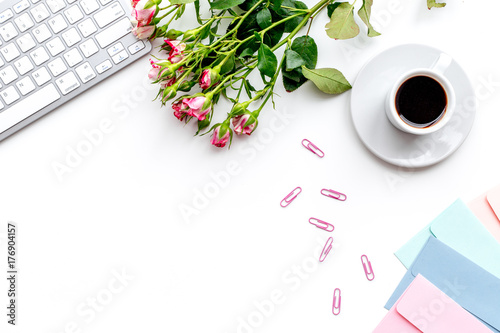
[0,0,151,141]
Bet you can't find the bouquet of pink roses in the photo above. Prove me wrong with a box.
[131,0,445,147]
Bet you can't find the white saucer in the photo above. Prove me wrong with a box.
[351,44,476,168]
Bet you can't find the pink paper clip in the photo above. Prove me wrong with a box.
[302,139,325,158]
[309,218,334,232]
[321,188,347,201]
[361,254,375,281]
[332,288,341,315]
[319,237,333,262]
[280,187,302,207]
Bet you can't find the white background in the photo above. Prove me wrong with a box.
[2,0,500,332]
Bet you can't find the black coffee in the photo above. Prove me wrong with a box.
[395,75,447,128]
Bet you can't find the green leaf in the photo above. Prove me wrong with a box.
[281,36,317,92]
[427,0,446,9]
[240,48,256,58]
[327,2,341,18]
[221,54,235,74]
[291,36,317,69]
[283,76,303,92]
[325,2,360,40]
[256,8,272,29]
[285,50,305,71]
[281,0,308,33]
[194,0,203,24]
[169,0,195,4]
[301,66,352,94]
[257,43,278,78]
[210,0,245,10]
[358,0,380,37]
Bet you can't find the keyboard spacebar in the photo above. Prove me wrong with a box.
[0,84,61,134]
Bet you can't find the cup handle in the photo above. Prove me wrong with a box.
[430,53,452,75]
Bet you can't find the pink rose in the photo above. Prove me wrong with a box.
[184,96,211,121]
[148,67,160,80]
[165,39,186,64]
[199,68,220,90]
[131,0,141,7]
[232,114,256,135]
[172,100,189,120]
[211,124,232,148]
[160,76,176,88]
[132,25,155,39]
[171,96,212,121]
[199,69,212,89]
[132,0,156,25]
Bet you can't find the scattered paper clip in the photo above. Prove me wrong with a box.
[321,188,347,201]
[319,237,333,262]
[309,218,334,232]
[332,288,341,315]
[302,139,325,158]
[361,254,375,281]
[280,187,302,207]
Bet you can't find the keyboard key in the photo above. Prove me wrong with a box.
[32,67,51,86]
[62,28,81,47]
[13,55,33,75]
[14,13,34,32]
[81,0,100,15]
[67,0,78,3]
[48,57,67,76]
[48,14,68,33]
[29,46,50,65]
[99,0,113,5]
[112,50,128,64]
[79,39,98,57]
[46,37,65,56]
[63,48,83,67]
[128,40,144,55]
[33,24,51,43]
[16,76,35,95]
[55,71,80,95]
[94,2,124,28]
[95,17,131,48]
[107,42,123,56]
[0,23,19,42]
[0,100,4,110]
[0,84,60,134]
[0,10,14,24]
[0,57,4,67]
[13,0,30,14]
[0,86,20,105]
[1,43,20,62]
[75,62,96,83]
[30,3,50,23]
[64,5,83,24]
[46,0,66,13]
[16,34,36,52]
[0,66,18,85]
[77,18,97,37]
[95,59,112,74]
[31,0,42,3]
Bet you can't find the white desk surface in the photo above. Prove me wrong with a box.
[2,0,500,332]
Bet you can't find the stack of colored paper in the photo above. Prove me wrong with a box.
[373,185,500,332]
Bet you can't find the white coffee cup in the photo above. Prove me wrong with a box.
[385,53,456,135]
